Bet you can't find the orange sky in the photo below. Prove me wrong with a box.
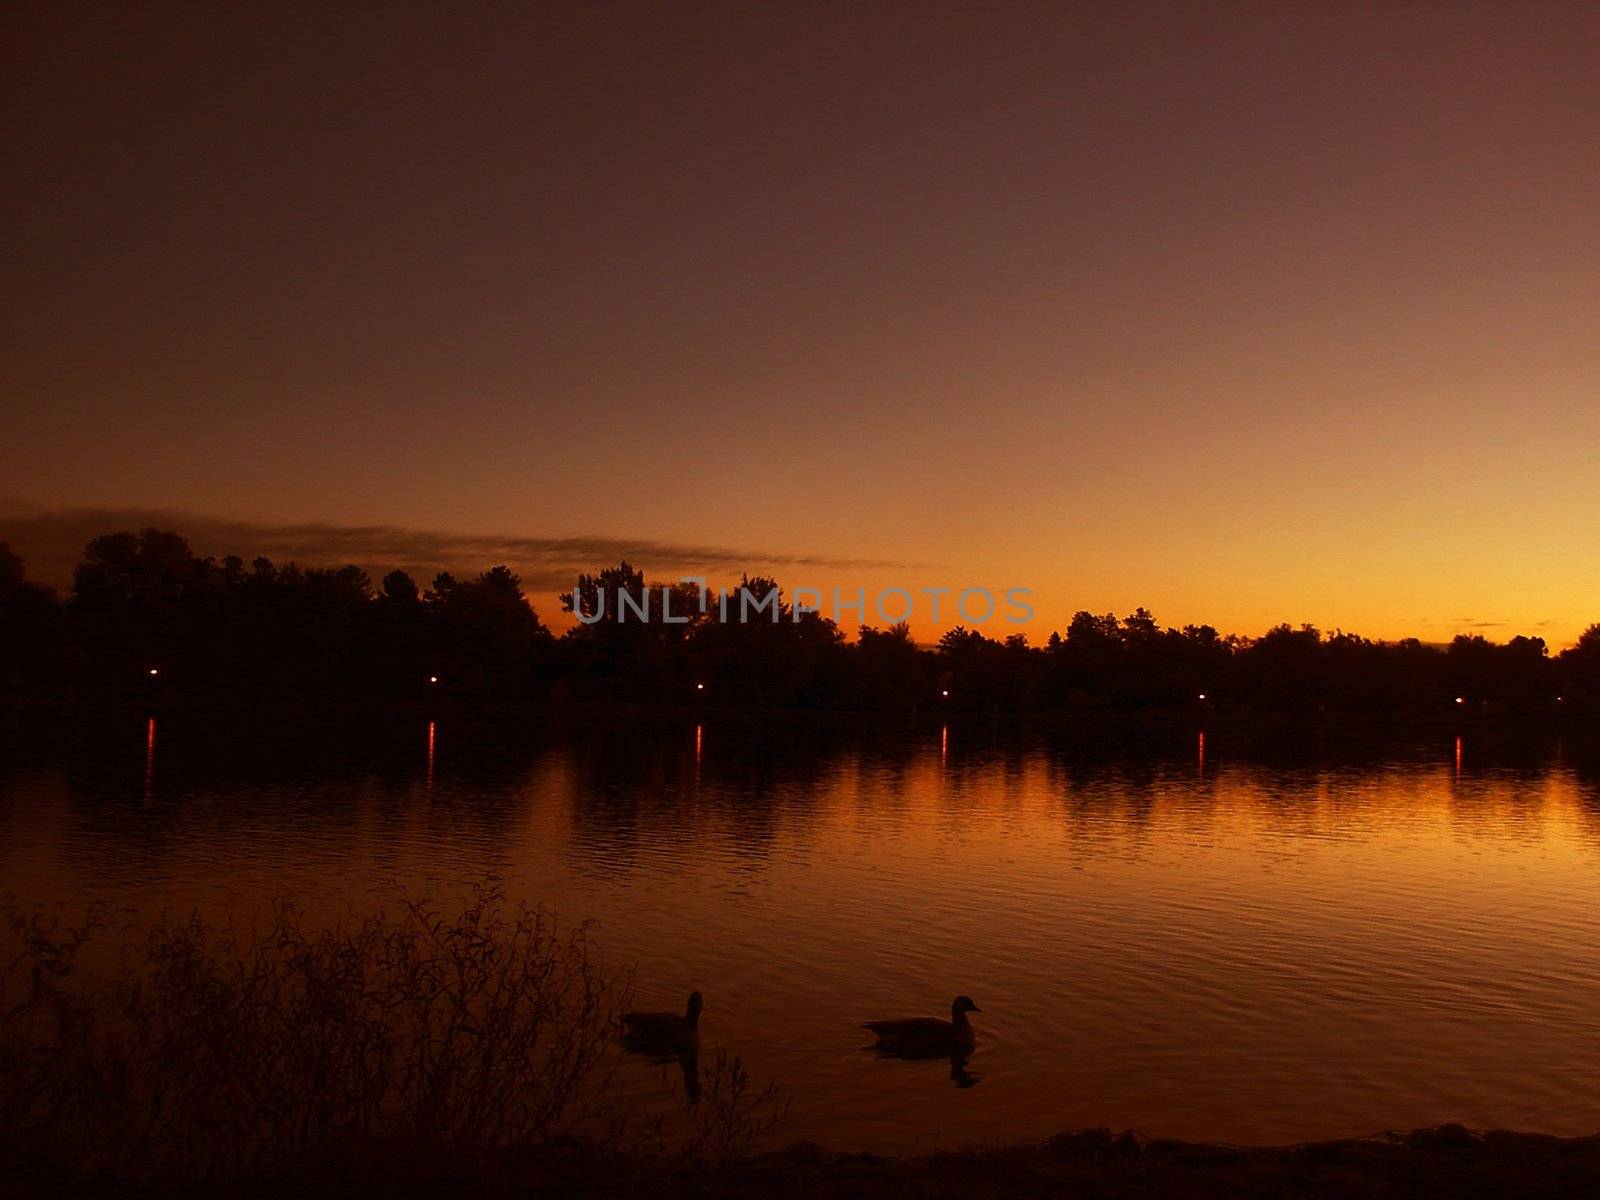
[4,2,1598,645]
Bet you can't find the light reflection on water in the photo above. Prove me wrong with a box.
[3,713,1600,1150]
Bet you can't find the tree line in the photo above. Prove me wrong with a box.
[2,529,1597,715]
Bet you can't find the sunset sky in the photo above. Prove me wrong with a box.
[4,2,1598,643]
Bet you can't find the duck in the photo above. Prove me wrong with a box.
[622,990,702,1054]
[863,995,982,1057]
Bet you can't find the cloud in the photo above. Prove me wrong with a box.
[0,500,921,595]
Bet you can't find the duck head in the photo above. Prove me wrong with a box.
[952,995,982,1018]
[684,990,704,1029]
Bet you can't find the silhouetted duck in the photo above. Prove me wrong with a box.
[864,995,981,1057]
[622,990,702,1054]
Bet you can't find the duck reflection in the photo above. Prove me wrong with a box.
[638,1045,701,1104]
[864,1043,982,1090]
[948,1053,980,1089]
[677,1047,701,1103]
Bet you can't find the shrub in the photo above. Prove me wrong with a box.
[0,882,632,1178]
[680,1049,791,1168]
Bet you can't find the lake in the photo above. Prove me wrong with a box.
[3,710,1598,1152]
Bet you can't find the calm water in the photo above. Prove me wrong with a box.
[3,712,1600,1150]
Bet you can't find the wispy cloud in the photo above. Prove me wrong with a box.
[0,500,920,594]
[1452,616,1565,637]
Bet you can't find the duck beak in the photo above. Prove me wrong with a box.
[969,1004,982,1013]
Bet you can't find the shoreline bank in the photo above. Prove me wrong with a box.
[10,1125,1600,1199]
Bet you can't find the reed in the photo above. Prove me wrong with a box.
[682,1049,792,1168]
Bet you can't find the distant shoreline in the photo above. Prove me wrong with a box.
[1,692,1590,733]
[3,694,1587,742]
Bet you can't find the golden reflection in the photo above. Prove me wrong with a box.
[143,717,156,800]
[1454,735,1463,780]
[1197,730,1205,777]
[426,720,436,792]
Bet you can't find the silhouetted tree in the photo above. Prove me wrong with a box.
[432,566,554,697]
[854,622,928,709]
[558,562,705,699]
[0,543,62,695]
[1558,625,1600,713]
[687,577,844,708]
[69,528,200,685]
[1240,624,1325,711]
[382,569,420,604]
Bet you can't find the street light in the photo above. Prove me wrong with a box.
[695,682,705,691]
[428,675,439,685]
[1197,693,1207,701]
[1455,696,1466,705]
[147,668,159,678]
[941,689,950,698]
